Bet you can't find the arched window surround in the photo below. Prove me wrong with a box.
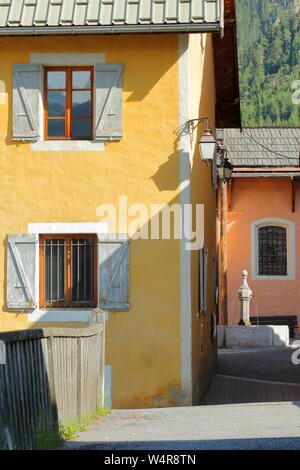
[251,218,296,280]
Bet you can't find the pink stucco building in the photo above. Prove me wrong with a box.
[218,128,300,330]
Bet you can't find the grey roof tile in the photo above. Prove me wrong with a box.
[218,128,300,167]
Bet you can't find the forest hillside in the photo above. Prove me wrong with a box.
[237,0,300,126]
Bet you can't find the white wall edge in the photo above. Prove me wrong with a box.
[30,53,105,65]
[104,365,112,409]
[28,310,90,323]
[28,222,108,234]
[28,309,109,323]
[30,140,105,152]
[178,34,192,405]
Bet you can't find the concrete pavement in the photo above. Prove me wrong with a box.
[63,401,300,450]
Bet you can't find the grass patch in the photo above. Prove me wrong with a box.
[59,406,111,443]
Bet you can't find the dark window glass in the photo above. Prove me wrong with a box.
[47,91,66,117]
[258,226,287,276]
[71,238,94,302]
[71,119,91,138]
[72,91,91,117]
[44,239,65,302]
[47,119,65,137]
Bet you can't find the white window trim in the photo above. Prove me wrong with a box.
[29,53,106,152]
[251,218,296,280]
[27,222,108,322]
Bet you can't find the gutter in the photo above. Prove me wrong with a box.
[0,23,221,37]
[232,172,300,178]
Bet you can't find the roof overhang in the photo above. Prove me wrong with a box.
[213,0,241,128]
[233,172,300,178]
[0,23,222,37]
[232,168,300,178]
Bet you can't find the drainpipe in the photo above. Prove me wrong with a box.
[219,180,228,325]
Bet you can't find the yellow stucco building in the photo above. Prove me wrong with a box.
[0,0,239,409]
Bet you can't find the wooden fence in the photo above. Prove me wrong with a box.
[0,320,105,449]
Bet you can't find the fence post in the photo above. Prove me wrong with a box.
[237,269,252,325]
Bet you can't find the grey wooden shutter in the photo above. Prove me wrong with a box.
[7,234,38,310]
[13,64,41,141]
[199,247,208,313]
[94,63,124,141]
[98,235,130,311]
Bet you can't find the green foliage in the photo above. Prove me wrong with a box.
[32,414,64,451]
[0,404,111,450]
[59,406,111,443]
[237,0,300,126]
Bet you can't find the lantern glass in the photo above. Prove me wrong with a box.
[198,129,217,161]
[199,142,216,161]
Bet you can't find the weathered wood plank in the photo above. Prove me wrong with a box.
[0,322,104,449]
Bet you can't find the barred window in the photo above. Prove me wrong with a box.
[258,226,287,276]
[39,234,97,308]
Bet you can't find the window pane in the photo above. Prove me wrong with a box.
[48,71,66,90]
[71,119,91,138]
[44,239,65,302]
[47,91,66,117]
[47,119,65,137]
[258,226,287,276]
[72,91,91,117]
[71,238,94,302]
[72,71,91,89]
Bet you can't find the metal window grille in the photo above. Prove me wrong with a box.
[43,237,95,306]
[258,226,287,276]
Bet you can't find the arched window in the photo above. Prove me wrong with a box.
[251,218,295,280]
[258,226,287,276]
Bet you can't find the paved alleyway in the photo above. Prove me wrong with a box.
[203,345,300,405]
[63,345,300,450]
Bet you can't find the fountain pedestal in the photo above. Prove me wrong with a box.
[237,270,252,326]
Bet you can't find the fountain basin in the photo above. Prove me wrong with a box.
[217,325,289,349]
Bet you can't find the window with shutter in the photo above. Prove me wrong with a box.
[6,232,130,311]
[13,62,124,143]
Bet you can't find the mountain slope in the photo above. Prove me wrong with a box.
[237,0,300,126]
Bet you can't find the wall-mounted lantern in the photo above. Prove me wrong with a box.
[198,129,217,161]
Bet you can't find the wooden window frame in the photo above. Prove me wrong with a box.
[39,234,97,309]
[44,66,94,141]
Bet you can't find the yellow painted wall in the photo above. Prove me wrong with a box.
[0,34,182,408]
[0,32,216,408]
